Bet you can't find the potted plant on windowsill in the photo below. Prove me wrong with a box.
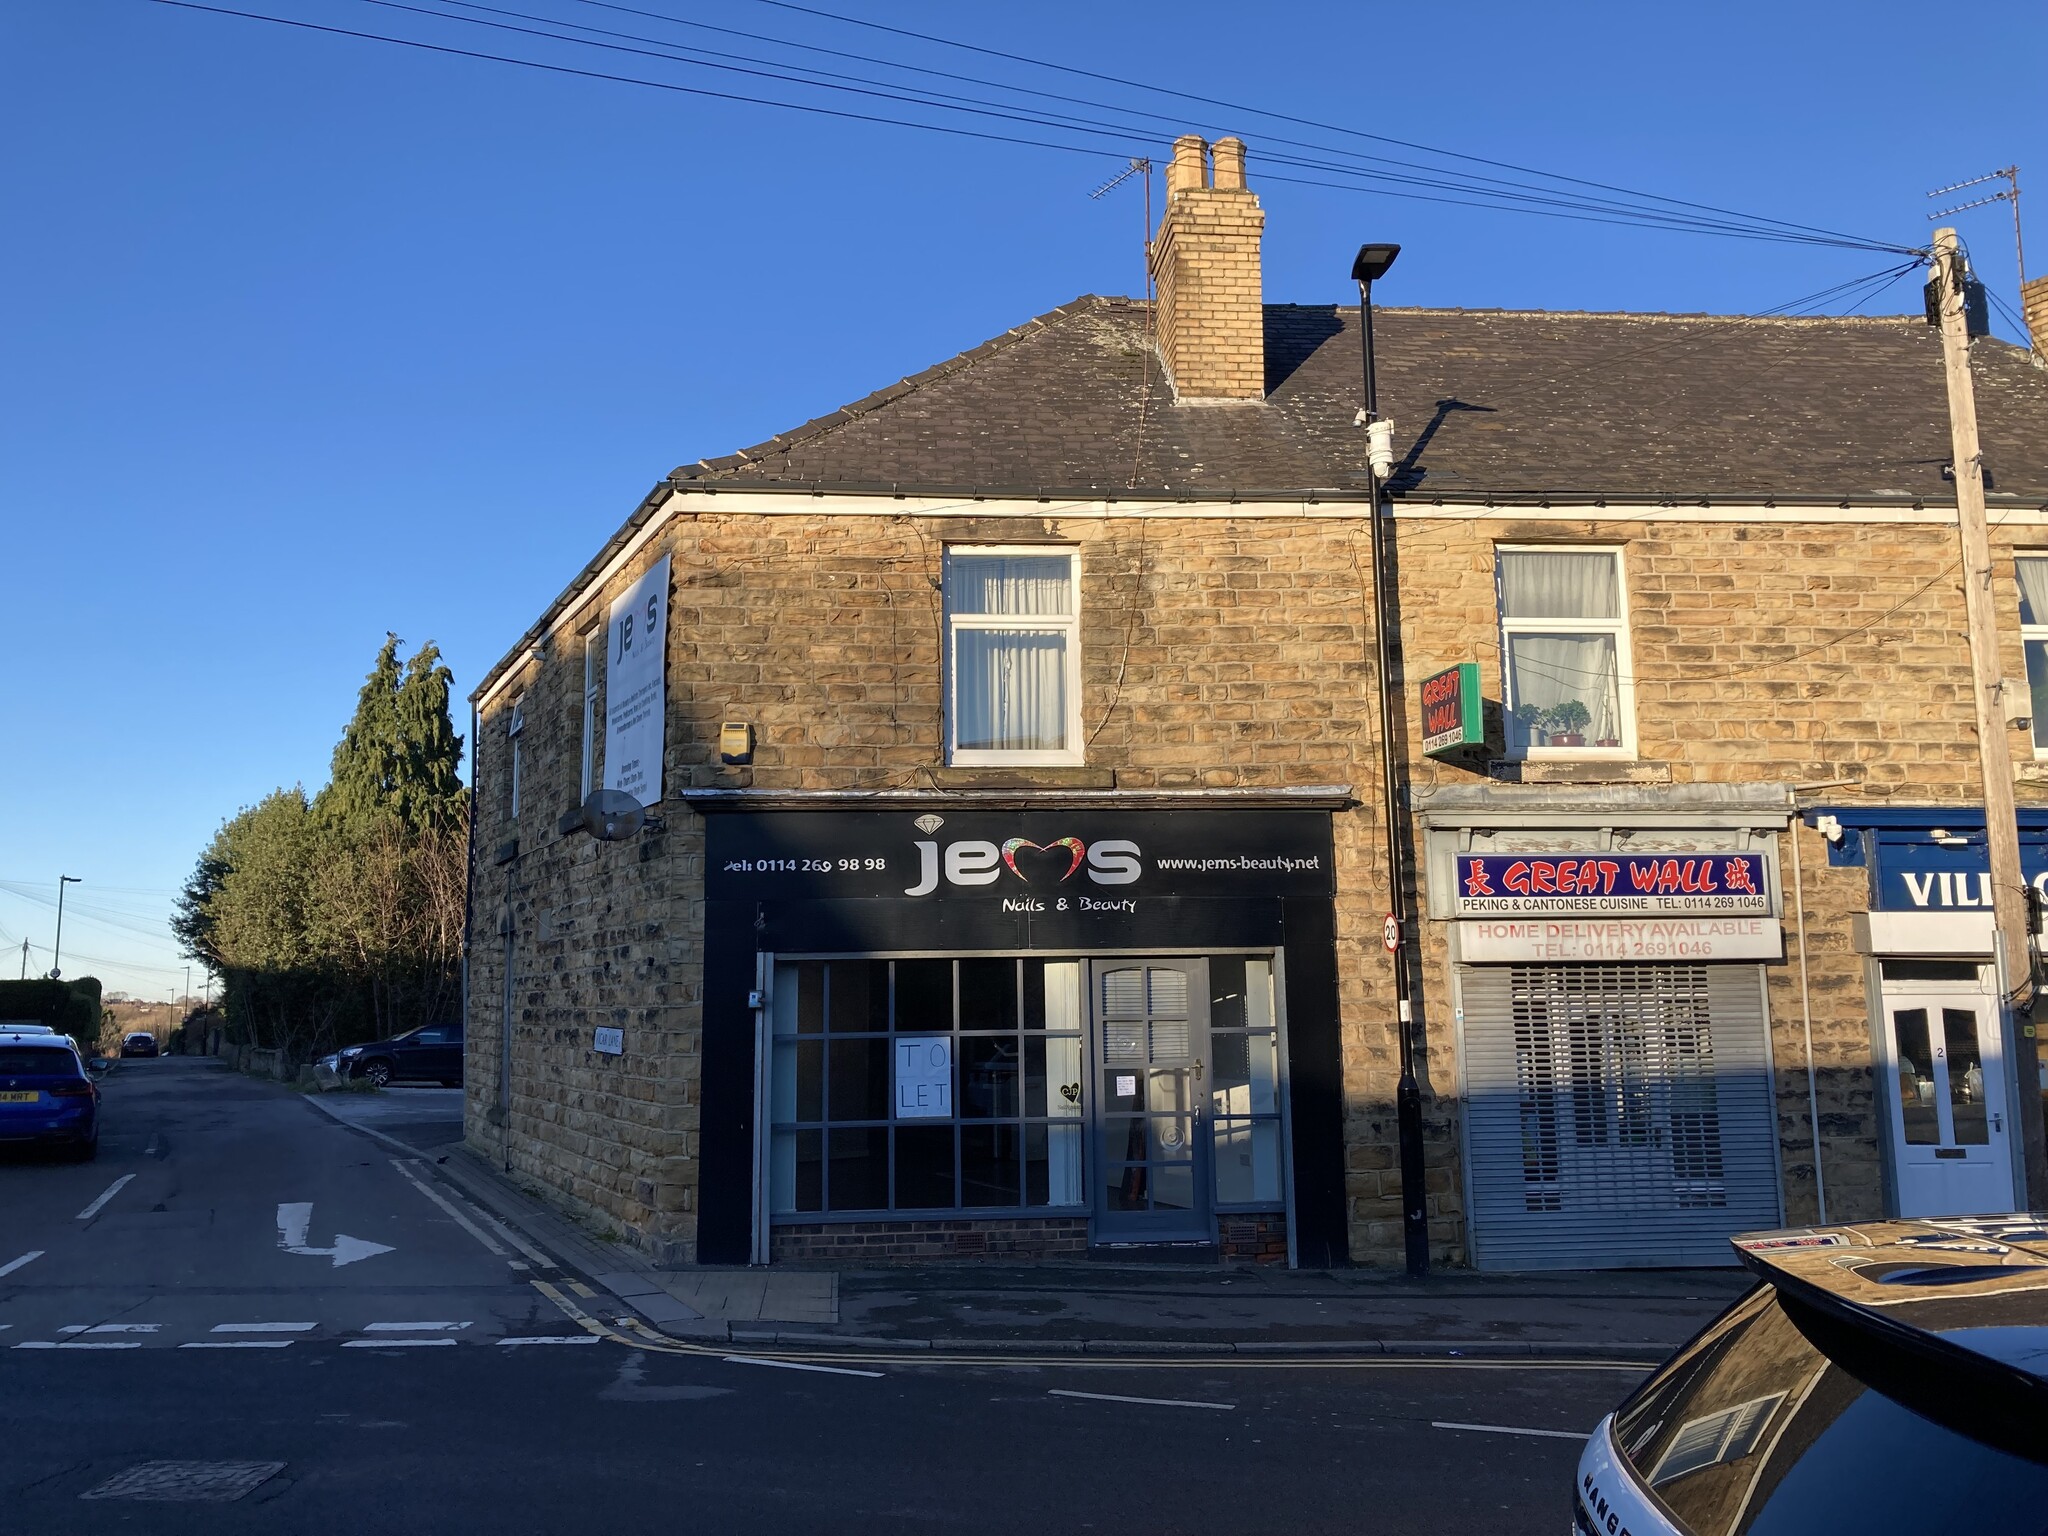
[1515,699,1593,747]
[1544,700,1592,746]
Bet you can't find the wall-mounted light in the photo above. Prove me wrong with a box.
[719,722,754,766]
[1814,814,1844,845]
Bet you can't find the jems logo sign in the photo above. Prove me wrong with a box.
[904,835,1139,895]
[703,810,1336,907]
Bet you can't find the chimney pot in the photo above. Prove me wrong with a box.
[1212,138,1247,191]
[1149,132,1266,403]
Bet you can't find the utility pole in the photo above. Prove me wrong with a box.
[1932,225,2048,1209]
[18,939,27,980]
[50,875,80,980]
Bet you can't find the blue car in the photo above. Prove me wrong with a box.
[0,1032,99,1160]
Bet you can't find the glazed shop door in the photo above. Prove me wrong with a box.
[1882,988,2016,1217]
[1090,959,1214,1245]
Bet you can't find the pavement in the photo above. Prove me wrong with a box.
[303,1075,1746,1362]
[0,1055,1675,1534]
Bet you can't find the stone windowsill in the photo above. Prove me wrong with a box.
[1487,759,1673,786]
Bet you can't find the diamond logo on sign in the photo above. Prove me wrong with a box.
[913,814,944,835]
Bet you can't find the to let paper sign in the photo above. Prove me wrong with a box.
[605,554,670,807]
[894,1036,952,1118]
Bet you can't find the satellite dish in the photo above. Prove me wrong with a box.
[580,788,646,842]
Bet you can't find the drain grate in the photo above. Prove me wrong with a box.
[81,1460,285,1503]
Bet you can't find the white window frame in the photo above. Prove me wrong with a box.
[2017,555,2048,759]
[508,698,525,819]
[580,630,601,799]
[943,545,1084,767]
[1497,544,1637,761]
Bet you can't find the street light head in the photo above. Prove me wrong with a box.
[1351,243,1401,284]
[60,875,80,885]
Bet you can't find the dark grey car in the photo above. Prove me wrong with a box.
[336,1023,463,1088]
[1578,1215,2048,1535]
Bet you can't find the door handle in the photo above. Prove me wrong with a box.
[1193,1059,1204,1081]
[1993,1113,2005,1133]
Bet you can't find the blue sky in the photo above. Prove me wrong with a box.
[3,0,2043,996]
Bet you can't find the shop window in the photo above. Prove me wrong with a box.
[943,548,1083,766]
[2016,556,2048,754]
[1498,546,1635,758]
[1208,956,1285,1207]
[768,958,1086,1216]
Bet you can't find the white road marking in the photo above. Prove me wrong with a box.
[276,1202,395,1268]
[720,1355,883,1379]
[15,1340,142,1350]
[182,1340,295,1350]
[342,1337,459,1348]
[1049,1389,1235,1411]
[389,1163,544,1269]
[1432,1420,1588,1441]
[76,1175,136,1221]
[213,1322,317,1334]
[362,1321,471,1332]
[58,1324,160,1335]
[497,1335,602,1347]
[0,1251,44,1278]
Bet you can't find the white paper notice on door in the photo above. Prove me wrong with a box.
[894,1036,952,1118]
[604,553,670,807]
[1115,1074,1137,1098]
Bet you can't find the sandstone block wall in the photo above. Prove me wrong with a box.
[469,499,2047,1268]
[1397,513,2048,1240]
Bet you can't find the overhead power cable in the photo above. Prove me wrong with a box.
[150,0,1916,253]
[560,0,1896,250]
[391,0,1903,249]
[736,0,1916,255]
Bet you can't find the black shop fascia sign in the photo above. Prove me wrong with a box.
[704,808,1336,952]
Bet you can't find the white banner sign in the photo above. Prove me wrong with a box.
[604,554,670,807]
[1456,916,1782,965]
[894,1036,953,1119]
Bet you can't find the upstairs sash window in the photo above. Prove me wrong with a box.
[1499,547,1635,757]
[2017,556,2048,754]
[944,548,1082,765]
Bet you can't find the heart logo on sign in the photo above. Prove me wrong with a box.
[1059,1082,1081,1104]
[1000,837,1086,882]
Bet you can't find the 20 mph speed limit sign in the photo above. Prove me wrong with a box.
[1382,914,1400,952]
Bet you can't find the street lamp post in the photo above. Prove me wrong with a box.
[50,875,81,980]
[1352,243,1430,1279]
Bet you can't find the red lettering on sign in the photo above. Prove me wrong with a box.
[1596,860,1621,894]
[1531,862,1557,894]
[1553,859,1578,892]
[1503,861,1532,896]
[1724,857,1757,895]
[1628,862,1658,892]
[1462,863,1493,897]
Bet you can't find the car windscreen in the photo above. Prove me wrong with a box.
[0,1047,82,1078]
[1612,1283,2048,1535]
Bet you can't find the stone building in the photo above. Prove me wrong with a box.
[464,134,2048,1270]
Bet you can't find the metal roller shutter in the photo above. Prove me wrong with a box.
[1459,962,1781,1270]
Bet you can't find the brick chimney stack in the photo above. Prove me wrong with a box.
[1149,134,1266,403]
[2023,274,2048,363]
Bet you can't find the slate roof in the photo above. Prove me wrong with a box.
[674,296,2048,505]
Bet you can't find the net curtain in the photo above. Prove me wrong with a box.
[948,555,1072,752]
